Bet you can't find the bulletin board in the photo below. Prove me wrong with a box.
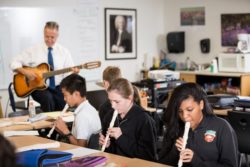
[0,3,101,89]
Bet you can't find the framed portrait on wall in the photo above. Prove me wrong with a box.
[105,8,137,60]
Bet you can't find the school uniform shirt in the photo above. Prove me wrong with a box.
[102,103,157,161]
[99,99,113,124]
[10,43,74,86]
[159,115,238,167]
[72,100,101,141]
[186,116,238,167]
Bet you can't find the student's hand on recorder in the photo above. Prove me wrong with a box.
[54,117,70,135]
[108,127,122,139]
[99,132,110,148]
[175,137,184,151]
[179,148,194,163]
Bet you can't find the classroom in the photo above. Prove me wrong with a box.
[0,0,250,166]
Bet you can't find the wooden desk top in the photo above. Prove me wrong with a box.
[8,135,171,167]
[0,112,74,132]
[8,135,78,151]
[0,115,53,132]
[179,71,250,77]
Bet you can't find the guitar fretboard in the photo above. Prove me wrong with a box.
[43,65,84,78]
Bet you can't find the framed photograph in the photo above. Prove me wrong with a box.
[105,8,137,60]
[221,13,250,47]
[180,7,205,26]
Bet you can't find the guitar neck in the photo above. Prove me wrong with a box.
[43,65,83,78]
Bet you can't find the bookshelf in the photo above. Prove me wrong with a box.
[179,71,250,96]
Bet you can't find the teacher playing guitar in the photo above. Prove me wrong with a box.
[10,21,89,112]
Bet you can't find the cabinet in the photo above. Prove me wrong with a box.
[180,71,250,96]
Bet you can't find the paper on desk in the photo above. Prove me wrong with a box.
[44,111,62,118]
[17,141,60,152]
[0,121,13,127]
[0,121,31,128]
[44,111,74,122]
[3,130,39,137]
[65,147,100,158]
[238,96,250,100]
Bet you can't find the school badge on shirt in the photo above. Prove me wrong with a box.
[204,130,216,142]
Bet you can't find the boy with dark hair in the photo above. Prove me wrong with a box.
[55,74,101,147]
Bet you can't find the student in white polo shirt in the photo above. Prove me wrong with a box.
[54,74,101,147]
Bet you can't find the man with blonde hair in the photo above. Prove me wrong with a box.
[10,21,75,112]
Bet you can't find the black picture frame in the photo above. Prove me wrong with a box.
[105,8,137,60]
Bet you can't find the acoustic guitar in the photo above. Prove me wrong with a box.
[13,61,101,98]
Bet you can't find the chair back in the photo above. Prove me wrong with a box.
[8,82,16,112]
[228,111,250,154]
[8,110,29,117]
[87,133,100,150]
[86,90,108,110]
[8,82,30,117]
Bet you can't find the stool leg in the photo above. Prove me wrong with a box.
[245,154,249,167]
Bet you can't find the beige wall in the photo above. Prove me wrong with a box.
[0,0,165,116]
[163,0,250,65]
[1,0,250,116]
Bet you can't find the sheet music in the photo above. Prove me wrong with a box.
[65,147,100,158]
[44,111,74,122]
[0,121,31,128]
[17,141,60,152]
[3,130,38,137]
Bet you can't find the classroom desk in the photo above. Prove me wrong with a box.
[8,135,78,151]
[0,115,53,132]
[145,108,230,116]
[144,107,231,116]
[213,109,232,116]
[8,135,171,167]
[0,112,74,133]
[0,116,33,132]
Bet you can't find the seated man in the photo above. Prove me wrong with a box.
[55,74,101,147]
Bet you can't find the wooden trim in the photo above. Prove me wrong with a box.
[240,75,250,96]
[0,96,3,118]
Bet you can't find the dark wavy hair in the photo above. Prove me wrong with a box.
[162,83,214,153]
[0,134,19,167]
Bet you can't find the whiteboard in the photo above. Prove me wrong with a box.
[0,4,101,89]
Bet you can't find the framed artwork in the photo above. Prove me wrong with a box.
[105,8,137,60]
[221,13,250,47]
[180,7,205,26]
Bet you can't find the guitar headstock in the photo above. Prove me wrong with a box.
[83,61,101,69]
